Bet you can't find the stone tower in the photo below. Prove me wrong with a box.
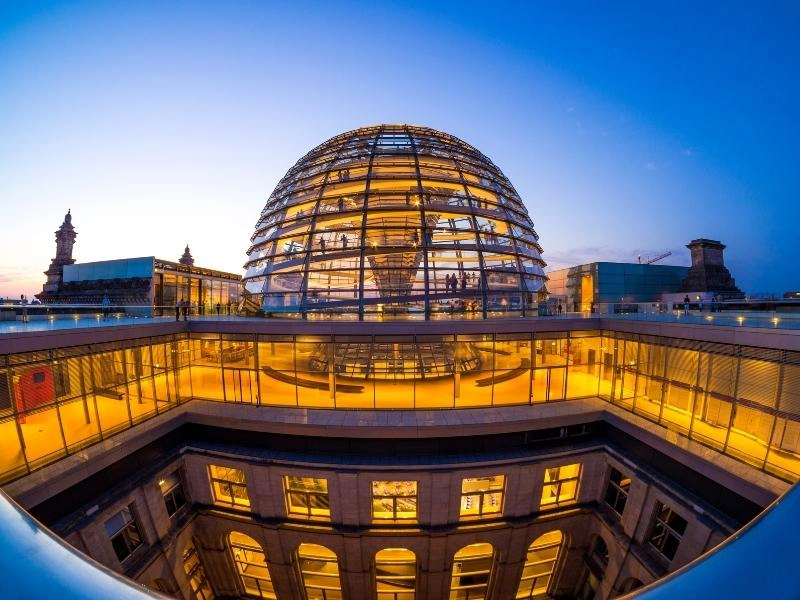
[180,245,194,267]
[679,239,743,298]
[42,210,78,294]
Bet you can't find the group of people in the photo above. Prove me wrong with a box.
[174,299,194,321]
[174,299,234,320]
[444,272,479,293]
[682,294,722,314]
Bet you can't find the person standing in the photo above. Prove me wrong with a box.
[175,299,181,321]
[216,302,221,316]
[20,294,29,323]
[683,295,690,315]
[445,273,451,292]
[461,273,467,291]
[450,273,458,293]
[181,298,188,321]
[101,294,111,320]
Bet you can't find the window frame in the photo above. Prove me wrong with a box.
[371,480,419,522]
[647,501,688,562]
[208,465,251,509]
[160,470,187,517]
[540,463,582,507]
[105,504,144,563]
[603,467,631,517]
[375,548,417,599]
[229,532,276,599]
[459,475,505,519]
[283,475,331,520]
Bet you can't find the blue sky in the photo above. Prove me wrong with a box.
[1,1,798,297]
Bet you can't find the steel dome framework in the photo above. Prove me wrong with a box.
[243,125,546,319]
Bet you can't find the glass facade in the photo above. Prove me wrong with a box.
[243,125,546,320]
[2,329,800,485]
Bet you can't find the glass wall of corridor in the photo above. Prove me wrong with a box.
[1,329,799,484]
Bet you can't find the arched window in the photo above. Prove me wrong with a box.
[297,543,342,600]
[449,543,495,599]
[515,531,563,599]
[183,540,215,600]
[229,532,276,599]
[375,548,416,599]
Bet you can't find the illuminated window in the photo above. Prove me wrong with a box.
[159,470,187,517]
[515,531,563,599]
[460,475,505,518]
[229,532,276,599]
[375,548,416,599]
[372,481,418,521]
[449,543,495,599]
[105,505,143,562]
[208,465,250,508]
[647,502,687,561]
[297,543,342,599]
[604,467,631,517]
[540,463,581,507]
[284,476,330,519]
[184,540,215,600]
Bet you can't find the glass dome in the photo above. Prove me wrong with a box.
[243,124,546,319]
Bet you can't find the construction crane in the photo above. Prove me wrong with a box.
[637,251,672,265]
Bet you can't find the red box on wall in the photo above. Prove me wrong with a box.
[14,366,55,424]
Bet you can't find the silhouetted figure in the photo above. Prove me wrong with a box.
[101,294,111,320]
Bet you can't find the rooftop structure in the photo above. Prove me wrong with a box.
[679,239,743,298]
[546,262,689,312]
[243,125,546,319]
[36,214,241,315]
[1,126,798,600]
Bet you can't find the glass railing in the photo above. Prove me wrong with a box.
[582,301,800,330]
[3,301,798,330]
[0,304,242,333]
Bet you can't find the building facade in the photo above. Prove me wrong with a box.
[3,126,796,600]
[545,263,689,312]
[36,213,241,315]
